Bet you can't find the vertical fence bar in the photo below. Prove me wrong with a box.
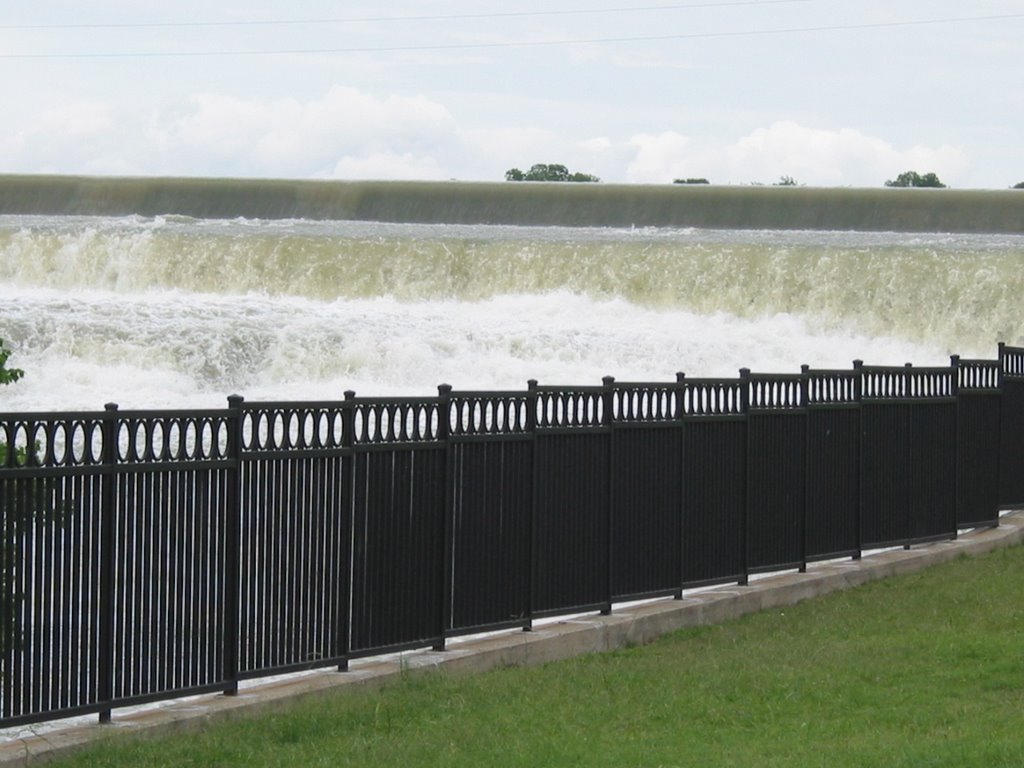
[97,403,118,724]
[435,384,453,651]
[602,376,615,616]
[949,360,961,541]
[739,368,750,586]
[801,364,812,571]
[853,360,864,558]
[853,362,863,558]
[336,391,357,671]
[800,370,810,572]
[222,395,243,695]
[525,379,538,631]
[674,372,686,599]
[904,363,914,551]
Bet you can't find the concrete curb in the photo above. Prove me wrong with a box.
[4,512,1022,766]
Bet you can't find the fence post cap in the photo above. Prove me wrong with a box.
[344,390,357,400]
[437,383,452,396]
[527,379,538,391]
[227,394,244,407]
[602,375,615,386]
[104,402,119,412]
[675,371,685,382]
[852,359,863,369]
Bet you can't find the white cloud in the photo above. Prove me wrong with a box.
[579,137,613,152]
[330,152,445,180]
[464,126,561,167]
[625,132,696,183]
[1,86,461,180]
[157,86,458,177]
[0,101,127,175]
[625,122,971,186]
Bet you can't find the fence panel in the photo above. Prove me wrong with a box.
[745,372,807,573]
[347,398,446,656]
[860,369,913,548]
[1,412,107,726]
[999,343,1024,509]
[532,386,610,617]
[610,382,683,601]
[953,358,1001,528]
[859,366,957,548]
[680,379,746,587]
[804,368,860,560]
[909,400,957,542]
[108,410,234,706]
[237,402,350,677]
[447,391,532,635]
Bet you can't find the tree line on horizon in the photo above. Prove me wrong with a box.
[505,165,1024,189]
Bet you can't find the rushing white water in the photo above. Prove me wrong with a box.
[1,214,1019,411]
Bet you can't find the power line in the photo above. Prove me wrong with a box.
[2,12,1020,60]
[1,0,810,30]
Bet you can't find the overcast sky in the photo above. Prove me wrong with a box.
[2,1,1021,188]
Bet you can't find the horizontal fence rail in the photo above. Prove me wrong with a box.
[1,344,1020,727]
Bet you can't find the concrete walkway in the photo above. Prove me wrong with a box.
[4,511,1023,766]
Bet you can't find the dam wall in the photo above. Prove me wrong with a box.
[1,175,1023,232]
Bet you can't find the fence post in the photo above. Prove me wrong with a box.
[738,368,750,587]
[525,379,538,632]
[434,384,453,651]
[337,390,357,671]
[903,363,914,549]
[97,402,118,724]
[799,364,810,574]
[601,375,615,616]
[674,371,686,599]
[950,355,962,539]
[222,394,243,696]
[852,360,864,559]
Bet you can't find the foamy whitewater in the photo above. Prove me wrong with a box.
[1,214,1022,412]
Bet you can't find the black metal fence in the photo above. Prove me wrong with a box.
[2,345,1023,727]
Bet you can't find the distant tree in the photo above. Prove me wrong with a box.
[673,178,710,184]
[774,175,799,186]
[885,171,947,188]
[1013,181,1024,189]
[527,163,569,181]
[505,163,600,182]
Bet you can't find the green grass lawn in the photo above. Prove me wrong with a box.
[57,546,1024,768]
